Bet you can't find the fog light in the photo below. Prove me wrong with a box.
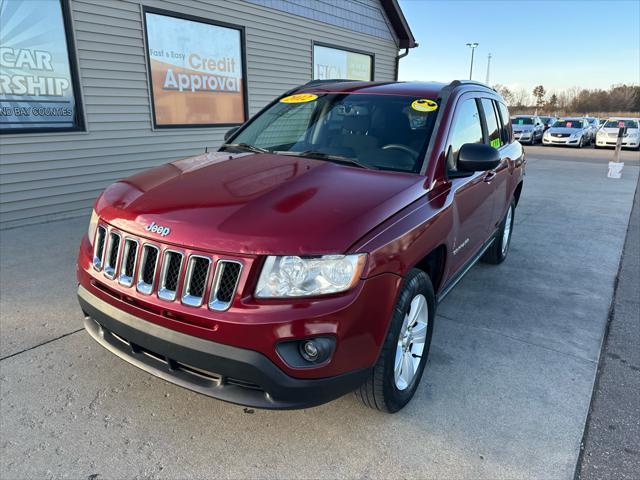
[300,340,319,361]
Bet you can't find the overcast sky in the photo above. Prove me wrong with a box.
[397,0,640,94]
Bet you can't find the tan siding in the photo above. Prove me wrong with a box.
[0,0,399,228]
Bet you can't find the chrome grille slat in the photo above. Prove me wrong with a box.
[103,231,122,279]
[136,244,160,295]
[158,250,184,301]
[209,260,242,311]
[92,225,107,271]
[118,239,139,287]
[181,255,211,307]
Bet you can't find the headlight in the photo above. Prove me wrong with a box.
[87,209,99,246]
[255,254,366,298]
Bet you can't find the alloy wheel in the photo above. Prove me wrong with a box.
[501,205,513,255]
[394,294,429,390]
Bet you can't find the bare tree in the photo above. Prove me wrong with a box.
[546,94,558,111]
[513,88,530,108]
[532,85,546,108]
[493,84,514,105]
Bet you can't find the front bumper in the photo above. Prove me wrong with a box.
[543,136,581,146]
[596,137,639,148]
[514,132,534,143]
[78,285,371,409]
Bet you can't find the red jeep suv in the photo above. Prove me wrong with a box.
[77,80,524,412]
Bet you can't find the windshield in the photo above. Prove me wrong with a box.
[224,93,439,173]
[553,120,583,128]
[604,120,639,129]
[539,117,552,123]
[512,117,534,125]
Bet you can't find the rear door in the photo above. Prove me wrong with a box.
[479,98,510,231]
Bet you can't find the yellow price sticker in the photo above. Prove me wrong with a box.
[280,93,318,104]
[411,99,438,112]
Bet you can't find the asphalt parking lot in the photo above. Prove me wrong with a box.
[1,146,638,479]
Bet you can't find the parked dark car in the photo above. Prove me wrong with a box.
[77,80,525,413]
[539,116,557,131]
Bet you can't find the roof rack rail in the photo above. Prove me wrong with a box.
[446,80,496,91]
[302,79,364,87]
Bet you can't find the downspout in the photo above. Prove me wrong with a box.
[395,46,414,80]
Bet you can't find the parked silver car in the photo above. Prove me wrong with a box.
[511,115,545,144]
[542,118,591,148]
[584,117,600,143]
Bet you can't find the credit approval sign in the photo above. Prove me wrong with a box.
[144,11,245,127]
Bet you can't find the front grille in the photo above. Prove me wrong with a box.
[92,225,107,270]
[118,239,138,287]
[182,256,211,307]
[209,261,242,311]
[92,225,243,311]
[158,250,183,301]
[553,133,570,138]
[136,244,159,295]
[103,232,122,279]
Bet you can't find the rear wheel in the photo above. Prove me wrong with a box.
[356,269,435,413]
[482,199,515,265]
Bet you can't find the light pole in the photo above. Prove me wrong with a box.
[466,42,478,80]
[485,53,492,85]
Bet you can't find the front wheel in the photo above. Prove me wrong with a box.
[482,199,515,265]
[577,136,584,148]
[356,269,435,413]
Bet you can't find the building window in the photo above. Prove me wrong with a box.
[313,43,373,81]
[0,0,84,133]
[143,8,247,128]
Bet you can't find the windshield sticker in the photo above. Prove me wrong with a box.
[618,121,626,128]
[411,99,438,112]
[566,122,573,128]
[517,119,524,124]
[490,138,501,148]
[280,93,318,104]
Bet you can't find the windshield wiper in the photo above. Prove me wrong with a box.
[276,150,374,169]
[220,143,271,154]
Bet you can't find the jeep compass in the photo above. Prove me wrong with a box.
[77,80,525,412]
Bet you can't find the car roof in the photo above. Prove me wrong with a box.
[293,80,494,98]
[606,117,639,121]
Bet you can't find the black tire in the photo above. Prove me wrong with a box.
[481,198,515,265]
[577,136,584,148]
[356,269,435,413]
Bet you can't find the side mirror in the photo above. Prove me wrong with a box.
[457,143,501,172]
[224,126,240,141]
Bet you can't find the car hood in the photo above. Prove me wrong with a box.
[548,127,582,134]
[513,124,534,131]
[600,127,639,135]
[95,152,428,255]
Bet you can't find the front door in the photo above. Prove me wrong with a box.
[445,96,496,274]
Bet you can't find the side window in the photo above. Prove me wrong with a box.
[497,102,512,144]
[481,98,502,148]
[447,98,483,171]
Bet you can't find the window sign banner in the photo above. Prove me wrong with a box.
[0,0,80,131]
[313,45,372,81]
[145,12,245,127]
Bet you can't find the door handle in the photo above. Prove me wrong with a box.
[483,171,496,182]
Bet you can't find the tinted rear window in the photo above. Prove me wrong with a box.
[512,117,533,125]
